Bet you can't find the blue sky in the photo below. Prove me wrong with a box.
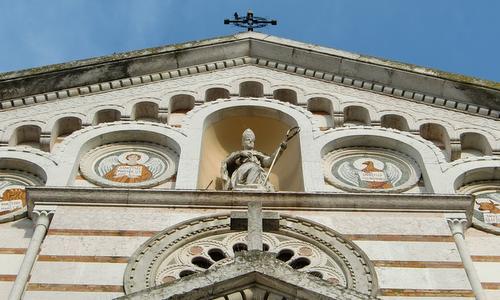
[1,0,499,82]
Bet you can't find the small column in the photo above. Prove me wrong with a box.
[9,206,55,300]
[446,214,486,300]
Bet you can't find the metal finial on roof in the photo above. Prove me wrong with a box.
[224,10,277,32]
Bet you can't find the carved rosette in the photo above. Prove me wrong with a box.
[80,142,178,188]
[0,171,43,223]
[323,147,421,193]
[459,182,500,235]
[123,214,378,297]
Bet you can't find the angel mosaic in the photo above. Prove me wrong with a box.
[474,192,500,225]
[0,179,27,215]
[97,151,166,184]
[337,157,402,189]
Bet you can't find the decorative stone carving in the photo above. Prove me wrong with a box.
[80,142,178,188]
[221,128,286,191]
[0,170,43,223]
[324,147,421,192]
[123,214,378,297]
[459,182,500,235]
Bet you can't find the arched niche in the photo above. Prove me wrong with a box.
[420,123,451,161]
[273,89,297,105]
[132,101,159,122]
[239,81,264,97]
[50,117,82,150]
[50,122,184,186]
[9,125,42,149]
[169,94,195,126]
[317,128,446,193]
[307,97,333,130]
[93,109,121,125]
[460,132,492,158]
[0,158,47,183]
[453,167,500,190]
[343,106,370,126]
[381,114,409,131]
[205,88,230,102]
[198,106,304,191]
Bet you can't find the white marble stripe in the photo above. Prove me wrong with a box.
[40,236,149,257]
[376,267,472,290]
[30,262,126,286]
[355,241,461,262]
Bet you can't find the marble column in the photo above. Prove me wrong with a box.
[8,206,55,300]
[446,214,486,300]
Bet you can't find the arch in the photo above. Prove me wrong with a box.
[460,132,492,158]
[239,81,264,97]
[343,105,371,126]
[317,127,448,193]
[447,162,500,191]
[205,87,230,102]
[123,213,378,296]
[0,149,58,184]
[9,125,42,149]
[132,101,159,122]
[49,122,185,186]
[179,99,319,191]
[93,108,121,125]
[169,94,195,126]
[273,88,298,105]
[50,116,83,151]
[307,97,333,130]
[419,123,451,161]
[381,114,410,131]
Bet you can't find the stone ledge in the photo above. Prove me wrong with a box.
[26,187,473,219]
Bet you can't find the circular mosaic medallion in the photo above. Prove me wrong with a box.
[0,171,43,223]
[323,148,421,192]
[459,183,500,235]
[80,143,178,188]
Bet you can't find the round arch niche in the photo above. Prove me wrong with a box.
[198,106,304,191]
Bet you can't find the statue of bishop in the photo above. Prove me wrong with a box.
[221,128,286,191]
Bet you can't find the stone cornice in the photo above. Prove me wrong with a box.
[1,55,498,119]
[26,187,473,218]
[2,32,500,118]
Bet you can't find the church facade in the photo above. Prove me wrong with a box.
[0,32,499,299]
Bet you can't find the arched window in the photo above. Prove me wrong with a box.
[381,114,409,131]
[10,125,42,149]
[93,109,121,125]
[344,106,370,126]
[205,88,230,102]
[273,89,297,105]
[307,97,333,130]
[169,94,195,127]
[239,81,263,97]
[420,123,451,160]
[132,102,159,122]
[51,117,82,150]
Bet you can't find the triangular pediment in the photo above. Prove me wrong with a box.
[115,251,378,300]
[0,32,498,118]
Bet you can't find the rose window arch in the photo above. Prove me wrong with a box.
[124,214,378,297]
[155,231,347,286]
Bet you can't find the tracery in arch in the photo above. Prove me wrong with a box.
[123,214,378,296]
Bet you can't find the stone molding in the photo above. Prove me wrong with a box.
[25,187,474,217]
[1,56,498,119]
